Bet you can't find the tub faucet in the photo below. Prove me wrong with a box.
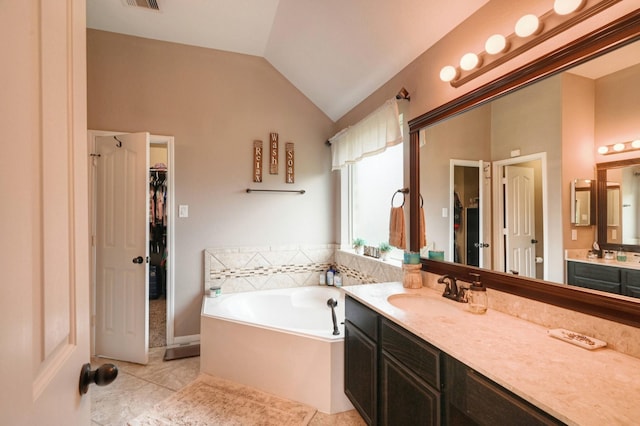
[327,298,340,335]
[438,275,467,303]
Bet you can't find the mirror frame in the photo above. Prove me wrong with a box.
[408,10,640,328]
[597,158,640,252]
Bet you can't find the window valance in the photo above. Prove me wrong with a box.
[330,99,402,171]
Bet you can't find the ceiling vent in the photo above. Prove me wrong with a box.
[123,0,160,12]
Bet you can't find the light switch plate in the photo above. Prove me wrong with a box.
[442,207,448,218]
[179,205,189,218]
[571,229,577,240]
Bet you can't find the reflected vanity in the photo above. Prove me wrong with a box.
[408,11,640,328]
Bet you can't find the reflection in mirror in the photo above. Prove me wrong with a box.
[448,160,489,268]
[597,160,640,247]
[409,13,640,328]
[419,37,640,287]
[570,179,595,226]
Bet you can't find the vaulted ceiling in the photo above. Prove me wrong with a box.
[86,0,489,121]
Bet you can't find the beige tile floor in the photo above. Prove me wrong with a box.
[91,347,365,425]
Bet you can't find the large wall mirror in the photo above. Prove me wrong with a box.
[408,10,640,328]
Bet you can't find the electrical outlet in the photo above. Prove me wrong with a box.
[179,205,189,218]
[571,229,577,240]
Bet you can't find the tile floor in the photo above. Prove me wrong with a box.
[91,347,365,425]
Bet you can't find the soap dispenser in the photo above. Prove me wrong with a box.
[467,273,488,314]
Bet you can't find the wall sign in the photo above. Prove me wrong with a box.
[270,132,278,174]
[285,142,294,184]
[253,140,263,182]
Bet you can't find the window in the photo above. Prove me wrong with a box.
[350,142,404,257]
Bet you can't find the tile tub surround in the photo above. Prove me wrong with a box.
[204,245,337,293]
[344,282,640,426]
[204,246,404,293]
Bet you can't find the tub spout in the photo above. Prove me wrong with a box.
[327,298,340,335]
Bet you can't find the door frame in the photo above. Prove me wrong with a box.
[88,130,176,353]
[449,159,485,267]
[492,152,549,280]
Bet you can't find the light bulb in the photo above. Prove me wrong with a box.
[554,0,585,15]
[613,143,626,152]
[515,14,541,38]
[440,65,458,82]
[597,146,608,155]
[460,53,480,71]
[485,34,508,55]
[631,139,640,149]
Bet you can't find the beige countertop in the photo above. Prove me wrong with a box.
[565,249,640,271]
[342,282,640,426]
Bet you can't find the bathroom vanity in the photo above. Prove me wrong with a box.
[343,282,640,425]
[566,250,640,298]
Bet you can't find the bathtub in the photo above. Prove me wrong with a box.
[200,286,354,414]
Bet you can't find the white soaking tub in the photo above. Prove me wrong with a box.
[200,286,353,414]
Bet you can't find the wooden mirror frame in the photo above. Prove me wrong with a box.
[597,158,640,253]
[408,10,640,328]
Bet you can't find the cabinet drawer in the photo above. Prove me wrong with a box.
[381,319,441,389]
[572,277,621,294]
[622,269,640,286]
[466,370,562,425]
[572,262,620,283]
[346,296,378,341]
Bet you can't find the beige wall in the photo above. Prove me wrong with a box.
[87,30,335,337]
[562,73,596,250]
[335,0,637,129]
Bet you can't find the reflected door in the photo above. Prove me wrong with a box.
[504,165,536,278]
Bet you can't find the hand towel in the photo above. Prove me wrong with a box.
[389,206,406,249]
[420,206,427,249]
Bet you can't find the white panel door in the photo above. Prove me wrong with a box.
[0,0,91,424]
[505,165,536,278]
[95,133,150,364]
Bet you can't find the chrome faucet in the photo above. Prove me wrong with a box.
[438,275,467,303]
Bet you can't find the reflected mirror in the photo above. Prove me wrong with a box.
[597,159,640,248]
[570,179,595,226]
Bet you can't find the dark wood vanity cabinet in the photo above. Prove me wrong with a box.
[345,296,379,425]
[444,355,564,426]
[380,319,441,425]
[567,261,640,298]
[345,295,564,426]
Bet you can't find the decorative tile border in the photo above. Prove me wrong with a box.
[203,245,405,294]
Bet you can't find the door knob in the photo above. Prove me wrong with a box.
[132,256,144,264]
[79,363,118,395]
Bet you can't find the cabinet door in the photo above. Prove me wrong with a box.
[345,321,377,425]
[445,355,562,426]
[622,270,640,298]
[381,352,441,426]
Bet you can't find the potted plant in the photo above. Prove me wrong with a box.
[379,242,392,261]
[353,238,365,255]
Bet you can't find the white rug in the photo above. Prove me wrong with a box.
[129,374,316,426]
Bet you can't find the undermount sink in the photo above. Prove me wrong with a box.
[387,293,458,314]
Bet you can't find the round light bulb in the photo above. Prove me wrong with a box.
[553,0,585,15]
[613,143,626,152]
[440,65,458,82]
[459,53,480,71]
[631,139,640,149]
[485,34,508,55]
[597,146,608,155]
[515,14,541,38]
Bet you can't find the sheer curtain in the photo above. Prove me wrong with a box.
[330,99,402,170]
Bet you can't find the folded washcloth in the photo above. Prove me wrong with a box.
[389,206,406,249]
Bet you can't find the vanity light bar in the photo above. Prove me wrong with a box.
[598,139,640,155]
[439,0,620,87]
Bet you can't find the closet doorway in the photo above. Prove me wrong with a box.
[89,130,175,364]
